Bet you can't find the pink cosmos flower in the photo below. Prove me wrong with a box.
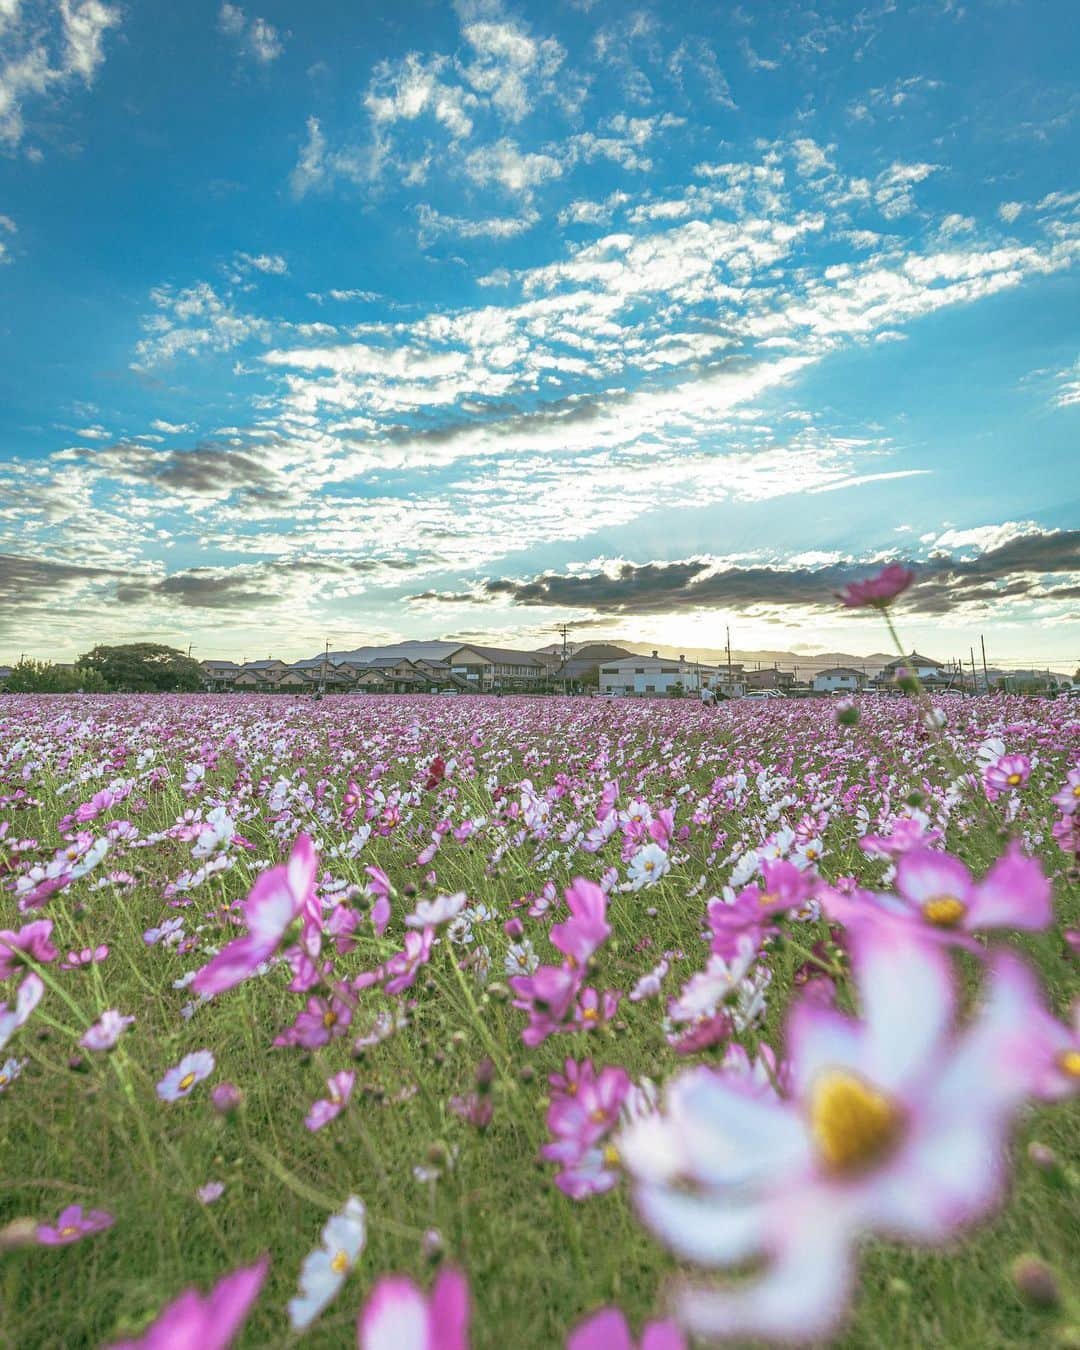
[549,877,610,967]
[405,893,467,929]
[108,1255,268,1349]
[305,1071,355,1131]
[620,927,1045,1343]
[567,1307,685,1350]
[983,753,1031,796]
[821,844,1052,945]
[37,1204,114,1246]
[157,1049,215,1102]
[838,562,915,608]
[60,944,109,971]
[509,965,581,1047]
[383,928,434,995]
[0,919,58,980]
[543,1060,630,1199]
[192,834,317,997]
[859,815,942,859]
[0,972,44,1053]
[1050,769,1080,816]
[358,1266,469,1350]
[274,993,353,1049]
[365,865,393,936]
[988,956,1079,1102]
[80,1010,135,1051]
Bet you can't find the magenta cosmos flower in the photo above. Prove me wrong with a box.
[192,834,318,997]
[357,1266,468,1350]
[305,1071,355,1131]
[620,927,1044,1343]
[821,843,1051,946]
[983,753,1031,795]
[109,1254,268,1350]
[837,561,915,608]
[550,877,610,967]
[0,919,58,980]
[80,1010,135,1052]
[567,1307,685,1350]
[37,1204,114,1246]
[157,1050,215,1102]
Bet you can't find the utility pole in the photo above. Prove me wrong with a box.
[969,647,978,695]
[186,643,194,658]
[319,639,329,694]
[726,625,733,696]
[980,635,989,693]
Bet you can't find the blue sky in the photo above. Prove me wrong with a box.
[1,0,1078,666]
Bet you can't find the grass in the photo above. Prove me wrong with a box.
[0,690,1077,1349]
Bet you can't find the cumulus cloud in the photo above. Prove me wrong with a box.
[0,0,120,148]
[218,3,284,64]
[457,528,1080,619]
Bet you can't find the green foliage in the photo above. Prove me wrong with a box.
[77,643,203,692]
[2,658,110,693]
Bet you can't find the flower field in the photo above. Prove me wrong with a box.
[0,684,1077,1348]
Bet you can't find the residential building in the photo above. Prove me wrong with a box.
[200,659,240,690]
[446,645,550,691]
[811,666,866,694]
[745,668,795,692]
[878,652,950,686]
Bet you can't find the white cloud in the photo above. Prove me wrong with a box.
[150,420,194,435]
[463,137,563,196]
[0,0,119,148]
[1052,357,1080,410]
[873,162,940,219]
[930,521,1046,555]
[416,203,537,244]
[998,201,1023,224]
[217,3,284,65]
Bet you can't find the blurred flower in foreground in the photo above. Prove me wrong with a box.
[192,834,317,997]
[837,562,914,609]
[357,1266,469,1350]
[108,1254,268,1349]
[567,1306,685,1350]
[620,927,1048,1343]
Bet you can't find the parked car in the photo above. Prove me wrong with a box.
[743,689,785,700]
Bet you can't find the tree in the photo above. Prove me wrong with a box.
[78,643,203,692]
[3,658,109,693]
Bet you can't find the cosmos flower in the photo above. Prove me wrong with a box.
[405,892,467,929]
[288,1196,367,1331]
[837,562,915,608]
[549,877,610,966]
[620,927,1045,1343]
[305,1071,355,1131]
[567,1307,685,1350]
[108,1254,268,1349]
[37,1204,114,1246]
[0,919,58,980]
[0,972,44,1053]
[191,834,318,997]
[157,1050,215,1102]
[983,754,1032,796]
[357,1265,469,1350]
[80,1009,135,1052]
[821,844,1052,945]
[625,844,671,891]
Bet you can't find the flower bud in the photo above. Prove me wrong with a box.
[1011,1255,1060,1309]
[211,1081,242,1115]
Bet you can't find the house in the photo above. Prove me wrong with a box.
[446,645,550,691]
[879,652,949,685]
[812,667,866,694]
[546,643,635,689]
[200,659,240,690]
[233,659,290,692]
[745,668,796,692]
[598,652,744,698]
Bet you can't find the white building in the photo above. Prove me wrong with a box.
[812,666,866,694]
[599,652,744,698]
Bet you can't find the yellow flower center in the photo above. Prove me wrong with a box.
[330,1249,349,1275]
[758,891,779,907]
[922,896,966,927]
[581,1007,599,1021]
[602,1143,620,1166]
[1073,785,1080,799]
[1007,773,1022,786]
[589,1107,608,1124]
[809,1070,903,1176]
[178,1072,197,1092]
[1058,1050,1080,1079]
[0,1075,7,1087]
[59,1225,79,1238]
[323,1010,338,1028]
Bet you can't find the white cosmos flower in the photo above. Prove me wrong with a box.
[404,893,467,929]
[287,1195,367,1331]
[625,843,671,892]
